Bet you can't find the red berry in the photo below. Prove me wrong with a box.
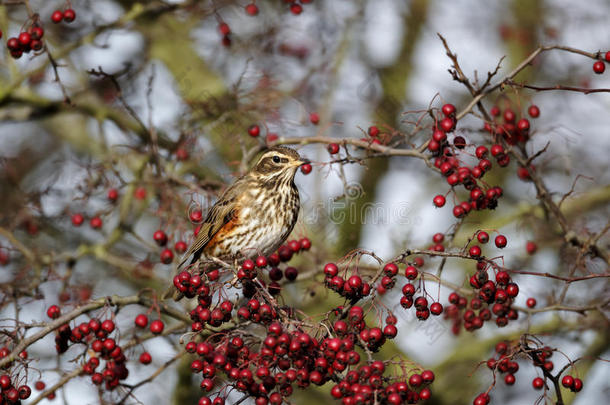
[71,213,84,226]
[160,248,174,264]
[135,314,148,328]
[327,143,340,154]
[174,240,187,253]
[561,375,574,388]
[139,351,152,364]
[503,108,516,123]
[453,205,466,218]
[18,32,31,46]
[368,126,379,137]
[528,105,540,118]
[440,117,455,132]
[490,144,504,157]
[29,26,44,40]
[18,385,31,399]
[134,187,147,200]
[526,241,537,254]
[51,10,63,23]
[475,145,488,159]
[526,297,537,308]
[7,37,20,51]
[572,378,583,392]
[176,147,189,161]
[433,195,446,207]
[107,188,119,201]
[47,305,61,319]
[300,163,312,174]
[605,51,610,63]
[153,230,168,246]
[245,4,259,16]
[290,4,303,14]
[442,103,456,116]
[593,61,605,74]
[248,124,260,137]
[404,266,418,280]
[430,302,443,315]
[90,216,103,229]
[150,320,164,334]
[101,319,115,333]
[218,22,231,35]
[453,136,466,149]
[309,112,320,124]
[477,231,489,244]
[532,377,544,390]
[517,118,530,132]
[63,9,76,23]
[469,245,482,258]
[432,232,444,243]
[495,235,507,248]
[324,263,338,277]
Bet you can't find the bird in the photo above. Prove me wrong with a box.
[164,146,307,300]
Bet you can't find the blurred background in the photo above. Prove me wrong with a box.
[0,0,609,404]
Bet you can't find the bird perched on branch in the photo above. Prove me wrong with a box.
[164,146,307,300]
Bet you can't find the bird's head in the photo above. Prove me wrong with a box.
[252,146,307,182]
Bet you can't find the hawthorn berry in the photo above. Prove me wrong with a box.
[309,112,320,124]
[440,117,455,132]
[47,305,61,319]
[469,245,482,258]
[153,230,168,246]
[526,241,537,254]
[477,231,489,244]
[245,3,259,15]
[430,302,443,315]
[72,213,84,226]
[90,216,102,229]
[572,378,583,392]
[433,195,446,207]
[404,265,418,280]
[368,126,379,137]
[475,145,488,158]
[63,9,76,23]
[51,10,63,23]
[135,314,148,328]
[150,320,164,334]
[327,143,340,154]
[107,188,119,201]
[134,187,147,200]
[442,103,456,116]
[495,235,507,248]
[174,240,187,253]
[160,248,174,264]
[532,377,544,390]
[247,124,260,137]
[528,104,540,118]
[526,297,537,308]
[18,32,31,46]
[593,61,605,74]
[300,163,312,174]
[139,352,152,364]
[453,136,466,149]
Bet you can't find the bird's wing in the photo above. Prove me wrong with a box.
[178,180,243,268]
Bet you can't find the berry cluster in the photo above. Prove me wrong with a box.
[444,265,519,333]
[475,339,584,404]
[0,373,32,403]
[323,263,371,301]
[5,24,44,59]
[51,8,76,24]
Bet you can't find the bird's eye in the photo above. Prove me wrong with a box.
[272,155,280,163]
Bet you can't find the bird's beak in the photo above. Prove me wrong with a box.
[292,158,309,167]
